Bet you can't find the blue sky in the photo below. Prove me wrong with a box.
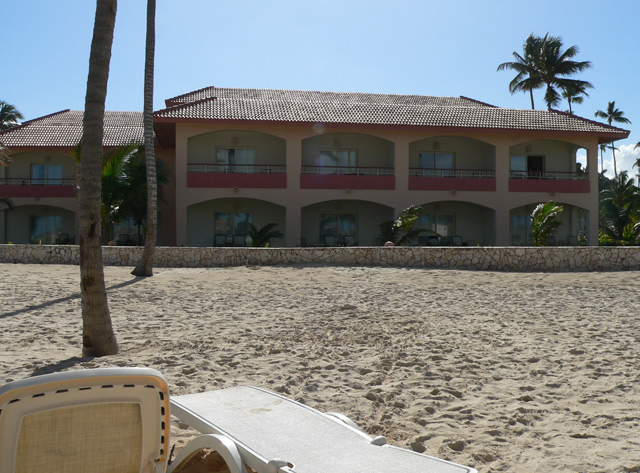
[3,0,639,176]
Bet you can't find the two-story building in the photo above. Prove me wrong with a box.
[0,87,630,247]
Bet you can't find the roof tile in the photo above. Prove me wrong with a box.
[158,87,629,138]
[0,110,146,148]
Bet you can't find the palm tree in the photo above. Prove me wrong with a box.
[119,147,169,243]
[497,34,544,109]
[536,34,592,110]
[0,101,24,130]
[101,144,140,242]
[594,101,631,177]
[78,0,119,357]
[531,201,563,246]
[561,81,591,114]
[247,223,284,247]
[132,0,158,277]
[600,171,638,242]
[377,205,431,246]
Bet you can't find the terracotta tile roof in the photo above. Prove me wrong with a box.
[0,110,146,148]
[158,87,629,139]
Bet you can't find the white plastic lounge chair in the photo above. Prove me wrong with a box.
[171,385,477,473]
[0,367,244,473]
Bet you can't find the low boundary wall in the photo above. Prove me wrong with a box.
[1,244,639,271]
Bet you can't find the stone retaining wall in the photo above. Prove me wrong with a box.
[1,244,639,271]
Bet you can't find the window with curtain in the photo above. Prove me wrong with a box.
[418,214,455,237]
[216,148,255,172]
[418,152,454,176]
[511,214,533,245]
[318,149,357,174]
[31,164,63,185]
[320,213,357,244]
[215,213,253,237]
[29,215,61,244]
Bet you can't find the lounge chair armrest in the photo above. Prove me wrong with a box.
[167,433,248,473]
[325,412,363,431]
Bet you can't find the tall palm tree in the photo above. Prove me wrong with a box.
[79,0,119,357]
[561,81,591,114]
[0,101,24,130]
[132,0,158,277]
[594,101,631,177]
[536,34,592,110]
[497,34,544,110]
[600,171,638,241]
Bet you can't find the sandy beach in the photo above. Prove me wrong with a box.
[1,263,639,472]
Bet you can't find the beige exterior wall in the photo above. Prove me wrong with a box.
[173,121,601,247]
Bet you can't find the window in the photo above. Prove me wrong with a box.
[511,214,533,245]
[418,214,455,237]
[510,155,544,178]
[418,152,454,176]
[318,149,357,174]
[320,213,357,245]
[29,215,61,244]
[216,148,255,172]
[215,213,253,237]
[31,164,62,185]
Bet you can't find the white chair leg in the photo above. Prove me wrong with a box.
[166,433,248,473]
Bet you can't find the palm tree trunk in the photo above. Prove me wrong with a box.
[528,79,535,109]
[132,0,157,277]
[612,142,618,178]
[79,0,119,357]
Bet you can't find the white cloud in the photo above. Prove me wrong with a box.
[602,143,640,180]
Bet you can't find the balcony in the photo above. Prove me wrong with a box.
[300,166,395,190]
[409,168,496,191]
[187,163,287,188]
[509,171,589,193]
[0,178,76,198]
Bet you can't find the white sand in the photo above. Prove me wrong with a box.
[1,263,640,472]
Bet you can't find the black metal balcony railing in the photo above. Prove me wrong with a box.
[409,168,495,178]
[509,171,588,181]
[0,177,75,185]
[188,164,286,174]
[301,166,394,175]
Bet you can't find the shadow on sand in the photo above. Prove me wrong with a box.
[1,276,146,320]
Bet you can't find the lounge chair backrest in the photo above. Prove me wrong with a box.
[0,368,170,473]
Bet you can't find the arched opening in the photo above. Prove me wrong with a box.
[510,202,589,246]
[2,204,76,244]
[414,201,496,246]
[187,198,286,247]
[301,200,393,246]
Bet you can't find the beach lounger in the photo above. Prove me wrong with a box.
[171,385,477,473]
[0,367,245,473]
